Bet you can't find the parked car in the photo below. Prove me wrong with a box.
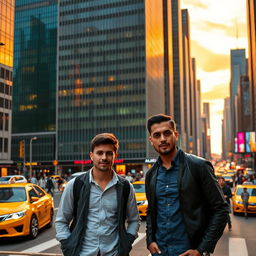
[232,184,256,215]
[0,183,54,238]
[0,175,27,184]
[132,181,147,217]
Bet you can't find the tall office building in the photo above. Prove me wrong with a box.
[182,9,192,152]
[247,0,256,130]
[201,102,211,159]
[171,0,184,140]
[57,0,173,169]
[237,75,251,131]
[196,80,202,156]
[11,0,58,170]
[222,98,232,160]
[0,0,14,169]
[190,58,199,154]
[230,49,246,152]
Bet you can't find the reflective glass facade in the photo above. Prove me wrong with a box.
[58,0,167,161]
[0,0,14,162]
[247,0,256,129]
[11,0,57,162]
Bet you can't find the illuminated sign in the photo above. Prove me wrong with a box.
[145,159,156,163]
[74,160,92,165]
[245,131,256,153]
[237,132,245,153]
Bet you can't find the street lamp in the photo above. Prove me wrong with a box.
[29,136,37,180]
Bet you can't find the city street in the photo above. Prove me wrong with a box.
[0,191,255,256]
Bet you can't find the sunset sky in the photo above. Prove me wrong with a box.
[181,0,248,155]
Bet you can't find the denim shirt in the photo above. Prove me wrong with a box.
[155,150,190,256]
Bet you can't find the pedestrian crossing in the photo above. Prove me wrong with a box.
[229,238,248,256]
[8,234,249,256]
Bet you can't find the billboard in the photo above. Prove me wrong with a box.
[237,132,245,153]
[245,132,256,152]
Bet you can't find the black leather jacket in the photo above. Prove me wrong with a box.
[145,150,229,254]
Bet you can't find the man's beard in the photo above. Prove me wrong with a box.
[156,144,176,156]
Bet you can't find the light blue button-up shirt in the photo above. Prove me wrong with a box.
[55,169,140,256]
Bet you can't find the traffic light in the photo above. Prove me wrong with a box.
[19,140,25,158]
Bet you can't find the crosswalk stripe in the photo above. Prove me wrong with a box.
[22,238,59,253]
[147,237,249,256]
[229,237,248,256]
[20,233,146,254]
[134,233,146,246]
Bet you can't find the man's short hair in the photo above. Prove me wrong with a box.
[218,176,225,182]
[90,133,119,153]
[147,114,176,134]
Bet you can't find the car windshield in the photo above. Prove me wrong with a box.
[0,187,27,202]
[0,177,10,181]
[223,176,232,179]
[236,188,256,196]
[133,184,145,193]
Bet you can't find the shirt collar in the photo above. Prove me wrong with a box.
[89,168,119,185]
[156,147,180,167]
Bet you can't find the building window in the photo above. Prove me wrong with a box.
[4,138,8,153]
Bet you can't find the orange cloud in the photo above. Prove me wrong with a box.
[201,83,229,101]
[182,0,207,9]
[195,21,247,38]
[191,40,229,72]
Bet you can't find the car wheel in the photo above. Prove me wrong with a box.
[29,215,39,239]
[46,209,54,228]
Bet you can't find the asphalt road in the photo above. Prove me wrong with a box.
[0,192,255,256]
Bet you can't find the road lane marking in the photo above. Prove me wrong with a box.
[229,237,248,256]
[146,237,249,256]
[17,233,146,254]
[22,238,59,253]
[134,232,146,245]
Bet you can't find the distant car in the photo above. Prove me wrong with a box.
[232,184,256,215]
[0,183,54,238]
[132,181,147,217]
[0,175,27,184]
[222,175,234,187]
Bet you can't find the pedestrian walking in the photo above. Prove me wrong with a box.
[218,176,232,230]
[46,176,54,196]
[145,114,229,256]
[30,175,38,185]
[55,133,140,256]
[241,187,250,218]
[38,175,46,189]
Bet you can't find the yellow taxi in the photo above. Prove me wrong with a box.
[0,183,54,239]
[132,181,147,217]
[232,184,256,215]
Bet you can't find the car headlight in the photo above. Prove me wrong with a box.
[137,200,148,206]
[4,210,26,221]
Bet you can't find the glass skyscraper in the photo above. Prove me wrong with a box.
[0,0,14,166]
[57,0,170,167]
[11,0,57,165]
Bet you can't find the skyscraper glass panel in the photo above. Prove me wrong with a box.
[58,0,166,161]
[11,0,57,162]
[0,0,14,162]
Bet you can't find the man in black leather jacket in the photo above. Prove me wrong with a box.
[145,114,229,256]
